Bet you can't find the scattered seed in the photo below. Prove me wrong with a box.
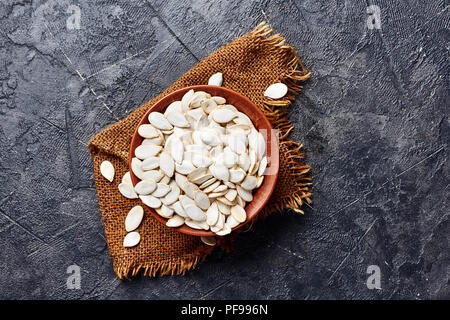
[125,205,144,232]
[100,161,115,182]
[123,232,140,247]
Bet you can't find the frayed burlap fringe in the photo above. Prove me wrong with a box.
[251,22,312,215]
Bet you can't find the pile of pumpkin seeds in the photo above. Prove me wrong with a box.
[100,73,287,247]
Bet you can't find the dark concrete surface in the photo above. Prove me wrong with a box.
[0,0,448,300]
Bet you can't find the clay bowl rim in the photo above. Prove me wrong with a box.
[129,85,279,236]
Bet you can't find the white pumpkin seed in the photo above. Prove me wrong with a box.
[201,236,217,246]
[142,135,163,146]
[217,197,234,206]
[148,112,173,130]
[166,215,185,228]
[202,180,221,193]
[236,195,246,207]
[118,182,138,199]
[100,161,115,182]
[194,190,210,210]
[170,137,184,164]
[180,195,195,209]
[215,213,225,229]
[172,201,188,218]
[210,164,229,181]
[138,124,159,139]
[152,183,171,197]
[185,204,206,221]
[258,156,268,176]
[142,170,164,182]
[212,109,236,123]
[224,189,237,202]
[226,215,240,229]
[166,112,189,128]
[159,152,175,177]
[199,177,217,189]
[237,186,253,202]
[131,157,145,180]
[142,157,160,170]
[216,224,231,236]
[122,171,132,185]
[181,89,194,110]
[241,175,257,191]
[231,205,246,223]
[140,194,161,208]
[134,179,157,195]
[256,132,266,159]
[182,181,199,199]
[125,205,144,232]
[208,72,223,86]
[264,82,288,99]
[175,159,195,175]
[229,168,246,183]
[211,96,226,105]
[217,201,230,215]
[162,181,180,205]
[135,144,162,159]
[123,232,140,247]
[201,99,218,114]
[185,219,207,230]
[156,204,174,218]
[206,202,219,226]
[160,175,171,185]
[164,100,183,116]
[256,175,264,188]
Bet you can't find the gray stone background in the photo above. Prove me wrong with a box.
[0,0,448,300]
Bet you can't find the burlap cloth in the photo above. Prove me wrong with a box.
[89,22,312,278]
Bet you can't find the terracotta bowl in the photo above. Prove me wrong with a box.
[129,85,279,236]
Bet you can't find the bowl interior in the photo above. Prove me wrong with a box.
[129,85,279,236]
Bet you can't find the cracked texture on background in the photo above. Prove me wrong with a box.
[0,0,448,299]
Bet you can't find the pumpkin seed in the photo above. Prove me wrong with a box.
[140,194,161,208]
[206,202,219,226]
[131,157,145,180]
[171,201,188,218]
[162,181,180,205]
[258,156,267,176]
[100,160,115,182]
[217,201,230,215]
[118,182,138,199]
[122,171,132,185]
[142,157,159,170]
[256,175,264,188]
[125,205,144,232]
[231,205,246,223]
[166,112,189,128]
[201,236,217,246]
[215,213,225,229]
[199,177,217,189]
[142,170,163,182]
[237,186,253,202]
[211,96,226,105]
[212,109,236,123]
[134,179,157,195]
[170,137,184,164]
[155,204,174,218]
[185,204,206,221]
[159,152,175,177]
[240,175,257,191]
[194,190,210,210]
[164,100,182,116]
[225,215,240,229]
[202,180,221,193]
[138,124,159,138]
[123,232,140,247]
[264,82,288,99]
[152,183,171,197]
[181,89,194,110]
[229,168,246,183]
[208,72,223,86]
[224,189,237,202]
[175,159,195,175]
[148,112,173,130]
[135,144,162,159]
[166,215,185,227]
